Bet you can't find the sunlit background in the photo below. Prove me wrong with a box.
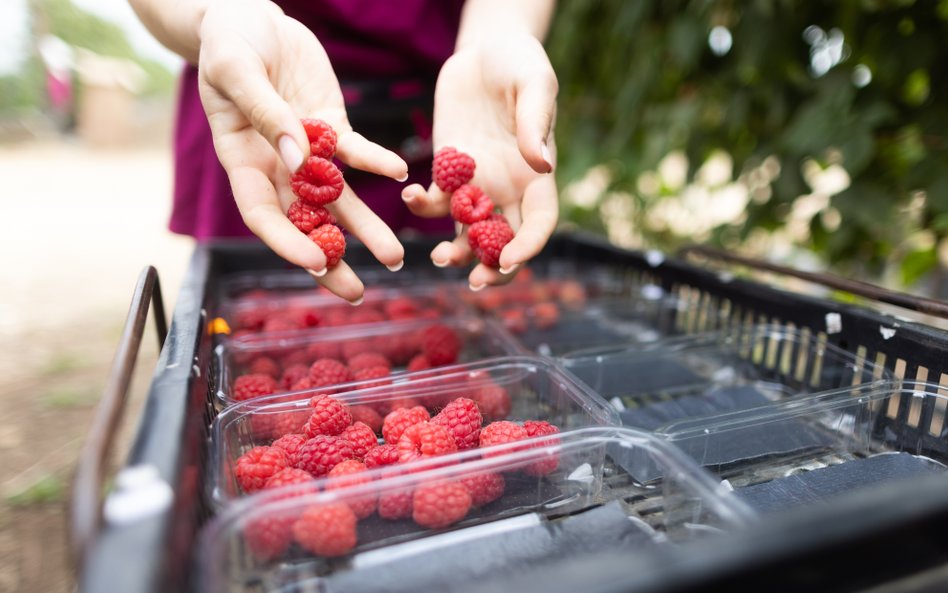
[1,1,946,591]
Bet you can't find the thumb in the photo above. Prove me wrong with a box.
[515,66,558,174]
[203,43,309,171]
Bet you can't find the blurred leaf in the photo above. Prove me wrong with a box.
[901,246,938,286]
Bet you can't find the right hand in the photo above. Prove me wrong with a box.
[198,0,407,303]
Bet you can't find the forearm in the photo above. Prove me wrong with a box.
[455,0,555,49]
[129,0,211,63]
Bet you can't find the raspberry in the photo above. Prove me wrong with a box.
[349,405,383,434]
[478,421,528,453]
[472,383,512,421]
[421,324,461,366]
[293,503,358,557]
[349,308,386,325]
[382,405,430,444]
[431,398,482,450]
[364,443,399,469]
[247,356,280,378]
[280,364,310,391]
[412,480,471,529]
[500,309,527,334]
[522,420,560,476]
[301,118,337,159]
[468,214,514,268]
[235,446,289,494]
[234,308,267,331]
[296,435,355,477]
[304,396,352,437]
[309,358,352,390]
[291,377,314,391]
[270,433,308,466]
[287,200,336,234]
[388,397,422,411]
[260,315,302,334]
[233,373,278,402]
[432,147,475,193]
[523,420,559,437]
[306,341,342,361]
[378,488,414,520]
[532,302,560,330]
[245,511,295,560]
[307,224,346,268]
[290,156,345,206]
[263,467,315,490]
[460,472,505,506]
[326,459,376,518]
[384,298,420,320]
[340,422,379,459]
[262,315,303,333]
[347,352,391,373]
[407,354,432,372]
[397,422,458,463]
[280,349,312,369]
[352,365,392,389]
[450,184,494,224]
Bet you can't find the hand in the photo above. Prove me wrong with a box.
[401,33,559,289]
[198,0,408,303]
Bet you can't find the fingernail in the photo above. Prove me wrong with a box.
[396,173,409,182]
[386,260,404,272]
[469,283,486,292]
[499,263,520,275]
[349,296,364,306]
[432,259,449,268]
[540,143,553,172]
[401,191,415,203]
[307,267,327,278]
[279,135,304,171]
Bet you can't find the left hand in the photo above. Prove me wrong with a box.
[401,33,559,289]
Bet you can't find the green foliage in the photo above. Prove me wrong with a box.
[5,473,65,506]
[0,0,174,113]
[548,0,948,284]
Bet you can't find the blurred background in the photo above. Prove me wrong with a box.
[1,0,946,591]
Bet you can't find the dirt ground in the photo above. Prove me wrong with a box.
[0,140,192,593]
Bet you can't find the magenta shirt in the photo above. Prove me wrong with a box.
[170,0,463,240]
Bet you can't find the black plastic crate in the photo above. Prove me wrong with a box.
[73,233,948,593]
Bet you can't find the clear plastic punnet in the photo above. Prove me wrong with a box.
[209,356,621,505]
[559,325,892,431]
[657,381,948,515]
[214,317,522,405]
[199,427,753,593]
[219,282,470,338]
[498,285,714,357]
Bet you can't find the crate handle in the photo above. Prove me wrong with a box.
[679,244,948,319]
[68,266,168,568]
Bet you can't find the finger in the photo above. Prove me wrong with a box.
[230,166,327,271]
[336,131,409,181]
[469,263,517,290]
[306,260,365,304]
[328,184,405,270]
[402,183,451,218]
[203,40,308,171]
[515,67,558,174]
[498,175,558,272]
[430,233,474,268]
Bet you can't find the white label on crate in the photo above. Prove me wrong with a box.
[645,250,665,267]
[610,397,626,411]
[825,312,842,334]
[103,464,173,524]
[880,326,897,340]
[567,462,595,483]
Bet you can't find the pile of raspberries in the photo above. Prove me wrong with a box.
[227,289,452,336]
[230,323,462,402]
[286,119,347,268]
[234,390,559,560]
[433,147,515,268]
